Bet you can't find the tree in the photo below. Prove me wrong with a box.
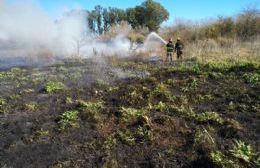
[236,6,260,40]
[95,5,103,34]
[141,0,169,31]
[126,0,169,31]
[102,8,110,32]
[87,10,96,32]
[86,0,169,33]
[126,8,139,29]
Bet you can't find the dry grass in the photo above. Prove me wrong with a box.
[184,38,260,63]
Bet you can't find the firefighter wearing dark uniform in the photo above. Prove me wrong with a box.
[166,39,174,62]
[175,37,184,60]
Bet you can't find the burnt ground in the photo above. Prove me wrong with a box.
[0,58,259,168]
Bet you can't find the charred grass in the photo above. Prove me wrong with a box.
[0,58,259,167]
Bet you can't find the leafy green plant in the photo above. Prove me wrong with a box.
[150,83,171,100]
[103,134,117,150]
[44,81,66,93]
[243,73,259,85]
[208,72,223,79]
[108,86,119,93]
[173,95,189,105]
[9,94,21,100]
[194,128,215,152]
[169,105,196,119]
[77,100,104,122]
[211,151,234,167]
[210,139,259,167]
[35,128,49,138]
[65,97,73,104]
[196,94,213,103]
[230,140,255,163]
[102,159,119,168]
[0,97,7,114]
[78,100,104,110]
[25,102,37,112]
[94,79,110,88]
[58,110,79,130]
[195,112,224,124]
[116,131,135,146]
[0,97,6,107]
[181,78,198,93]
[69,71,82,81]
[135,126,152,142]
[148,101,169,112]
[120,107,147,121]
[165,79,177,85]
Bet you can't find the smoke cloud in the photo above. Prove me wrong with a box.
[0,0,131,68]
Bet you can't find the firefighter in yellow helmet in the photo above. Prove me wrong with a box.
[175,37,184,60]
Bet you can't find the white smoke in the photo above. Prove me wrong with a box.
[135,32,167,58]
[0,0,131,68]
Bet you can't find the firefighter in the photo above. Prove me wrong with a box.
[175,37,184,60]
[166,38,174,62]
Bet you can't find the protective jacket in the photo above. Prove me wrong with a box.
[175,41,184,51]
[166,42,174,52]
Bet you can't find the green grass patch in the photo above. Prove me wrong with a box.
[150,83,172,102]
[243,73,260,85]
[24,102,38,112]
[0,97,6,107]
[0,97,7,114]
[120,107,147,122]
[77,100,104,122]
[230,140,257,164]
[94,79,110,88]
[195,112,224,124]
[58,110,79,130]
[44,81,66,93]
[211,151,234,167]
[210,140,260,167]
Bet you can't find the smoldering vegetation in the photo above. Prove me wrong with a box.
[0,58,259,168]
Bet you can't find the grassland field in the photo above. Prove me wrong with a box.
[0,57,259,168]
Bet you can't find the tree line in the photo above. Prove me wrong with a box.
[202,7,260,41]
[162,6,260,43]
[86,0,169,34]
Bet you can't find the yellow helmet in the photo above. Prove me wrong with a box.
[177,37,181,41]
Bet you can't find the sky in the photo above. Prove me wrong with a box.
[5,0,260,25]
